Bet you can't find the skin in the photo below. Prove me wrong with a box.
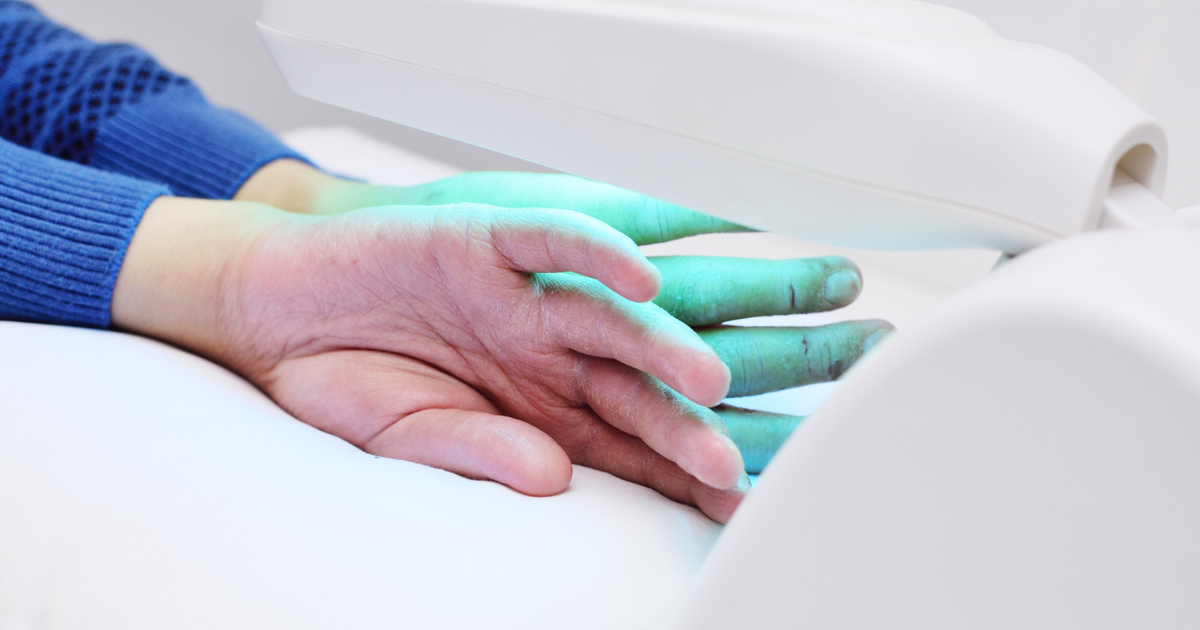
[700,322,891,397]
[650,255,865,327]
[146,159,895,520]
[716,406,804,475]
[114,198,748,522]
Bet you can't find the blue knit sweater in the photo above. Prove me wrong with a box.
[0,1,306,328]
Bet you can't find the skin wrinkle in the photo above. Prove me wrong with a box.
[380,360,494,445]
[573,219,603,284]
[597,417,670,489]
[259,268,468,396]
[733,334,753,397]
[478,315,562,408]
[435,281,520,400]
[412,314,533,426]
[651,256,859,326]
[301,228,412,348]
[638,309,683,388]
[754,333,767,396]
[437,214,496,339]
[637,442,663,492]
[543,274,711,401]
[237,223,368,374]
[481,420,541,474]
[623,371,724,481]
[489,214,534,273]
[716,405,803,474]
[698,320,890,397]
[353,214,509,401]
[218,248,288,377]
[649,197,672,245]
[663,392,709,461]
[446,269,580,422]
[425,247,493,362]
[540,275,610,350]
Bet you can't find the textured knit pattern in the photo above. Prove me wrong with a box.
[0,138,167,327]
[0,1,311,328]
[0,0,307,199]
[0,2,187,164]
[91,86,305,200]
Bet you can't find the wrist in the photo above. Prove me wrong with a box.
[234,158,406,216]
[111,197,303,363]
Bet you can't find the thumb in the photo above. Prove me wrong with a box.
[265,349,573,496]
[364,408,574,497]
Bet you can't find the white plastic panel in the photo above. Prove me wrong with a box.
[925,0,1200,210]
[258,0,1166,251]
[676,228,1200,629]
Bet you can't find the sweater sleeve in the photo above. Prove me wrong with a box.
[0,136,167,328]
[0,1,308,199]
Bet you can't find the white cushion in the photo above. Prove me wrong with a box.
[0,322,720,629]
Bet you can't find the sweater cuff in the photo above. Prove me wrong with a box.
[0,142,169,328]
[90,86,310,200]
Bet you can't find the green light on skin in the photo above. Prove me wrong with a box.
[311,168,899,479]
[649,255,864,327]
[717,405,805,474]
[700,322,892,398]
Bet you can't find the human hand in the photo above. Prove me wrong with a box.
[113,197,748,521]
[238,162,894,472]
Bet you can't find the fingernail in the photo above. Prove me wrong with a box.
[822,269,862,306]
[720,433,746,489]
[862,329,891,354]
[696,432,744,490]
[737,472,753,492]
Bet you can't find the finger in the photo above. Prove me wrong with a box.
[555,181,750,246]
[715,404,804,475]
[364,408,574,497]
[699,320,894,397]
[650,255,863,326]
[405,172,750,245]
[572,419,749,523]
[478,205,662,302]
[267,350,572,496]
[540,275,731,405]
[577,357,743,489]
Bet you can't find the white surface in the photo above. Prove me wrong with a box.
[259,0,1165,253]
[0,323,719,630]
[679,227,1200,629]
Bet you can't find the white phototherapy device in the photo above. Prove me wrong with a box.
[258,1,1200,628]
[258,0,1180,253]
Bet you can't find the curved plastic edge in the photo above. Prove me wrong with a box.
[673,228,1200,629]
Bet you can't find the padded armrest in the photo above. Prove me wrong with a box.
[0,322,719,629]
